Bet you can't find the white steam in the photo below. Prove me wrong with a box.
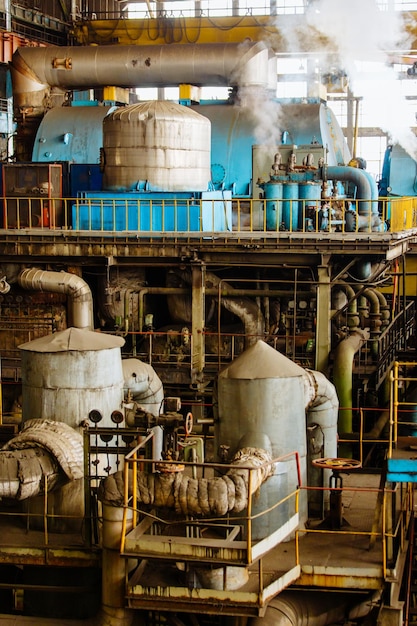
[283,0,417,160]
[238,86,283,147]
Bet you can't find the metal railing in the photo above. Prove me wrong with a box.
[389,360,417,453]
[120,442,301,561]
[77,1,417,21]
[2,195,417,236]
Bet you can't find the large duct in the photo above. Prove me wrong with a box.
[0,419,83,500]
[303,368,338,461]
[18,268,94,330]
[248,589,381,626]
[122,357,164,417]
[98,446,273,515]
[205,271,265,347]
[11,42,273,116]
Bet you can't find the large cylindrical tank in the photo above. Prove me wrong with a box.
[19,327,125,430]
[18,328,125,531]
[102,101,211,192]
[216,340,307,541]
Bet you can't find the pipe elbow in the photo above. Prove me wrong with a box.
[18,268,94,330]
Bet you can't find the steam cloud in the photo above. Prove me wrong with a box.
[281,0,417,161]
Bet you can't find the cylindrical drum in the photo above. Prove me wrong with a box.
[264,181,283,231]
[216,340,307,540]
[282,182,299,231]
[299,182,322,231]
[102,101,211,192]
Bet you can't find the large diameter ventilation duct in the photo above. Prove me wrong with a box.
[248,589,381,626]
[0,419,83,500]
[11,42,273,116]
[99,446,273,515]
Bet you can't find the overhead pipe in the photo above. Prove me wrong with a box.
[206,271,265,347]
[18,267,94,330]
[11,41,272,116]
[333,283,360,331]
[172,269,265,347]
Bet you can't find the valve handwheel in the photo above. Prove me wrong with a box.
[185,412,193,436]
[311,457,361,530]
[312,457,362,471]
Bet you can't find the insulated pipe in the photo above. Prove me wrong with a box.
[100,504,134,626]
[303,369,338,460]
[302,369,338,509]
[18,268,94,330]
[0,419,84,500]
[248,589,380,626]
[98,447,273,515]
[122,358,164,417]
[11,42,272,115]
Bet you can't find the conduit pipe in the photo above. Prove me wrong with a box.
[333,283,360,331]
[18,267,94,330]
[11,42,272,115]
[355,287,382,358]
[332,329,369,446]
[371,288,390,330]
[172,269,265,347]
[325,165,381,231]
[206,271,265,347]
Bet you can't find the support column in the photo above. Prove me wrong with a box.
[316,262,332,373]
[191,262,206,387]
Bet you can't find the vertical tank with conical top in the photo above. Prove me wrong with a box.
[18,328,126,531]
[19,327,125,431]
[217,340,308,540]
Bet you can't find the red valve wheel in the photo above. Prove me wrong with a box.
[185,412,193,436]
